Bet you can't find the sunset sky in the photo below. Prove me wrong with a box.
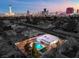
[0,0,79,13]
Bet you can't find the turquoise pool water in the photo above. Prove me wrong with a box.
[35,43,44,50]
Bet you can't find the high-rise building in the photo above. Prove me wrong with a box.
[42,8,48,16]
[26,10,30,16]
[66,7,74,15]
[44,8,47,12]
[77,9,79,14]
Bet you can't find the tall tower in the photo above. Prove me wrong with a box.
[9,4,12,14]
[5,0,15,16]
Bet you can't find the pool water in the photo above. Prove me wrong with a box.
[35,43,44,50]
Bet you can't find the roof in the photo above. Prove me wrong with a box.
[36,34,60,44]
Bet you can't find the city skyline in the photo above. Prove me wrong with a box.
[0,0,79,13]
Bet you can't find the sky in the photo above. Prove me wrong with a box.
[0,0,79,13]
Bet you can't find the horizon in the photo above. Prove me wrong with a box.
[0,0,79,13]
